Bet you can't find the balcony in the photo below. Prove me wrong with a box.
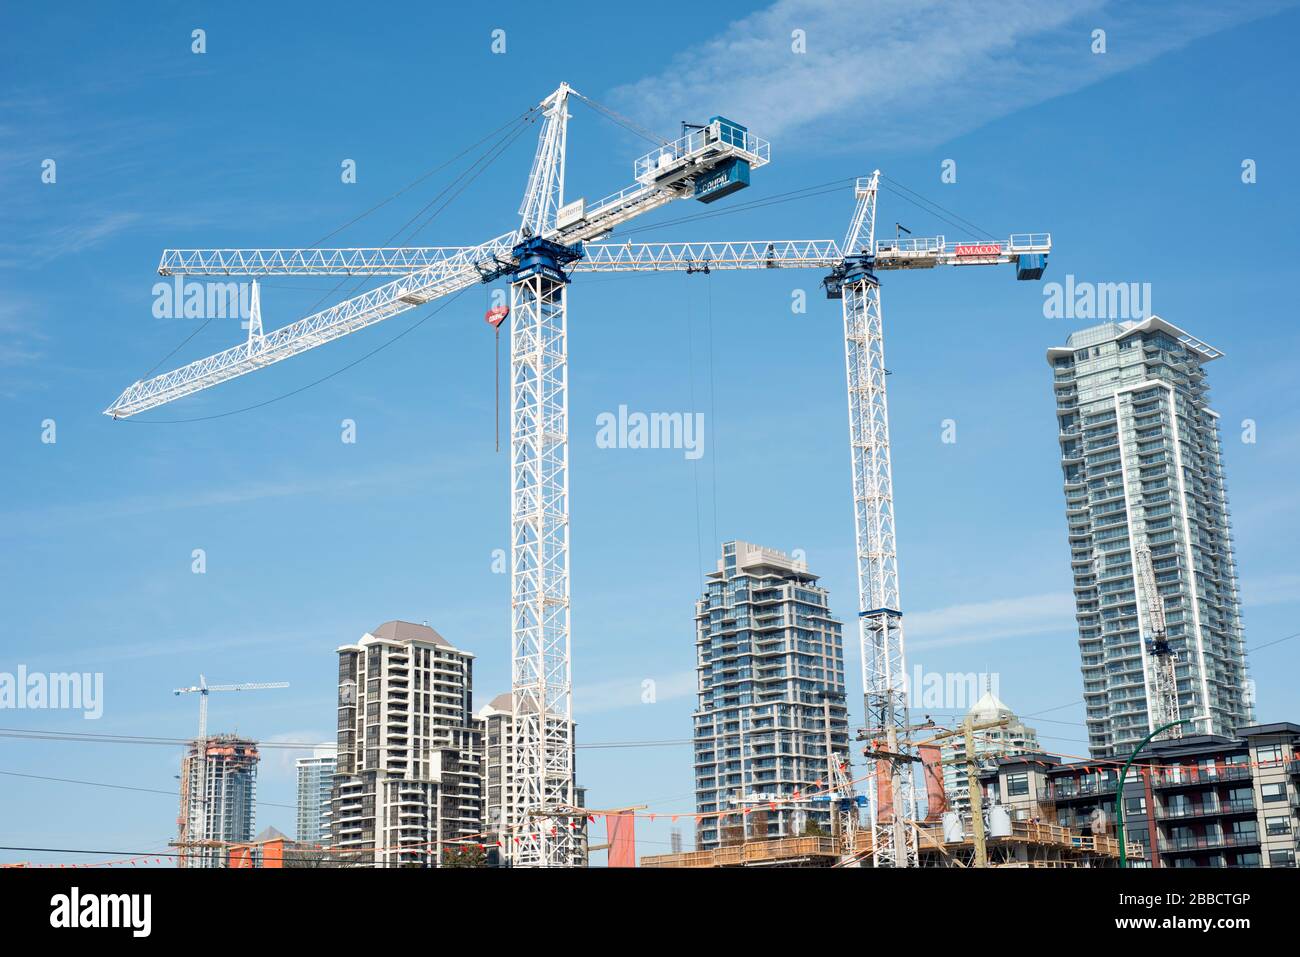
[1038,778,1116,802]
[1156,797,1255,821]
[1152,765,1252,789]
[1158,831,1260,854]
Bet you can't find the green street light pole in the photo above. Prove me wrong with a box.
[1116,717,1199,868]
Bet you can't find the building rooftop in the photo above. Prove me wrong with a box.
[1238,722,1300,737]
[1045,315,1224,365]
[337,619,469,654]
[705,540,819,584]
[967,689,1016,723]
[371,620,453,647]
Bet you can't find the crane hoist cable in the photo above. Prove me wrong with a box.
[570,91,668,147]
[877,172,1001,240]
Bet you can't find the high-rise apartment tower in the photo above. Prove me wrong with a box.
[332,621,483,867]
[1048,317,1251,758]
[693,541,849,850]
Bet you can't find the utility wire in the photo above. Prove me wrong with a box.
[1,846,182,859]
[0,769,296,810]
[0,727,692,750]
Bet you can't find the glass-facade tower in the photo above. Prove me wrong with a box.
[1048,317,1251,759]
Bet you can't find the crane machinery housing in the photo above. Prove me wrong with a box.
[107,82,1051,867]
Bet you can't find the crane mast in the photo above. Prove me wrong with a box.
[507,85,578,868]
[833,173,916,867]
[1134,543,1182,738]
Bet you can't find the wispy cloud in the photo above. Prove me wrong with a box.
[609,0,1294,150]
[907,591,1075,650]
[29,211,144,264]
[0,458,470,538]
[0,297,49,368]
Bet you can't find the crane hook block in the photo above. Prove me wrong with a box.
[485,305,509,329]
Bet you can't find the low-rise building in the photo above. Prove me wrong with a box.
[979,721,1300,867]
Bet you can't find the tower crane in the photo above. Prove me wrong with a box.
[1134,543,1182,738]
[173,674,288,866]
[109,83,770,868]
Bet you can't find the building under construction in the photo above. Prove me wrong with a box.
[177,734,259,867]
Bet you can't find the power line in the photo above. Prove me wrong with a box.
[0,769,296,810]
[1,846,182,858]
[0,727,691,751]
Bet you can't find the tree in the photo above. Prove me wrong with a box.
[800,819,828,838]
[441,844,488,868]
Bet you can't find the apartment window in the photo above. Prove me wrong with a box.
[1261,782,1287,804]
[1268,849,1296,868]
[1126,796,1146,815]
[1006,773,1029,797]
[1265,815,1292,836]
[1255,744,1283,765]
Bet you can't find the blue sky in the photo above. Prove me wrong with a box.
[2,1,1298,864]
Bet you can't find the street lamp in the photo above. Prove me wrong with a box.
[1116,716,1204,868]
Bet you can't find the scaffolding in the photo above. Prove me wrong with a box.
[640,820,1144,868]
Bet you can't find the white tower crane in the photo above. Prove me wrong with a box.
[109,84,770,868]
[173,674,288,866]
[1134,543,1182,738]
